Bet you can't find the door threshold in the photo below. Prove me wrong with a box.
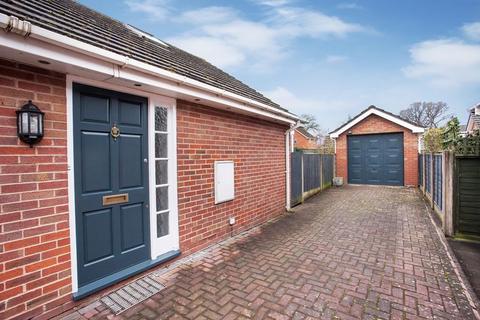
[73,249,180,300]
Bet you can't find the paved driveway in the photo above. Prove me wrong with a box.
[67,186,477,320]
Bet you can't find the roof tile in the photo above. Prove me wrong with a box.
[0,0,290,114]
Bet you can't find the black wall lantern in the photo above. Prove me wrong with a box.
[16,100,44,147]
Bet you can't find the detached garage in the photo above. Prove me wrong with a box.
[330,106,424,187]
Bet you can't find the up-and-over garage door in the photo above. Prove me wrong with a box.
[348,133,404,186]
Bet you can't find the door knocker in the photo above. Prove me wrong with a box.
[111,123,120,141]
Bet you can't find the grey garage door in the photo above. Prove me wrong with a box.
[348,133,404,186]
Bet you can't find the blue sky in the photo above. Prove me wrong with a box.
[79,0,480,131]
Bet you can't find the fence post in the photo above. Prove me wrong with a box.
[319,155,323,190]
[422,153,426,194]
[443,151,454,236]
[430,152,437,209]
[429,153,433,207]
[301,152,304,203]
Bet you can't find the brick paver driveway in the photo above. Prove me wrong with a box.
[70,186,477,320]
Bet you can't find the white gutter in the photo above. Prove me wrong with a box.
[0,14,297,123]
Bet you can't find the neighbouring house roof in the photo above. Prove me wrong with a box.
[0,0,292,116]
[329,105,425,138]
[296,127,315,139]
[466,104,480,132]
[473,115,480,127]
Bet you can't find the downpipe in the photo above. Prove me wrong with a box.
[285,122,301,211]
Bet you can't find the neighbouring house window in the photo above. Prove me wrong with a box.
[155,106,169,238]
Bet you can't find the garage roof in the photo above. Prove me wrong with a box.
[0,0,291,115]
[329,105,425,138]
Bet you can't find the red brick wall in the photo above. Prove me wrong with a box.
[0,59,71,320]
[176,101,288,254]
[0,61,289,318]
[294,130,317,149]
[335,114,419,186]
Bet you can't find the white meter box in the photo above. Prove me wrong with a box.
[214,161,235,204]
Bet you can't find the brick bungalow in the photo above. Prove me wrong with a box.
[293,127,318,150]
[0,1,298,319]
[330,106,424,187]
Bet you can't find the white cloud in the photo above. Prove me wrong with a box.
[177,7,237,24]
[270,7,366,38]
[262,86,360,131]
[263,86,318,111]
[201,20,280,52]
[403,39,480,87]
[253,0,292,7]
[168,36,246,68]
[124,0,170,20]
[325,55,348,64]
[126,0,370,69]
[167,19,285,69]
[262,87,350,114]
[337,3,363,10]
[462,22,480,41]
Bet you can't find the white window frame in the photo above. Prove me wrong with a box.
[66,75,179,293]
[148,97,179,259]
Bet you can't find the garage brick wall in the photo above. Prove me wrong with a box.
[0,59,72,320]
[176,101,288,255]
[335,114,419,186]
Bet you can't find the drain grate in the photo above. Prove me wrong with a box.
[100,275,166,315]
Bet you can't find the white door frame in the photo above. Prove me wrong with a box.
[66,75,179,293]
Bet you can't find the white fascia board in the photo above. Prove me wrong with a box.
[0,13,297,124]
[329,108,424,138]
[116,67,296,124]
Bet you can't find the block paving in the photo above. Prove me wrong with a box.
[58,186,477,319]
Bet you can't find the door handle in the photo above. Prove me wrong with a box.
[103,193,129,206]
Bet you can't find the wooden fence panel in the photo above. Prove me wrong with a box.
[321,155,334,188]
[290,151,335,207]
[455,157,480,238]
[433,154,443,211]
[425,154,432,195]
[290,151,303,207]
[303,154,320,192]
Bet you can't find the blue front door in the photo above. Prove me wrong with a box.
[347,133,404,186]
[73,84,150,288]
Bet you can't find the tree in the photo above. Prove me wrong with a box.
[300,114,320,133]
[422,128,443,153]
[443,117,480,154]
[442,117,461,151]
[319,136,335,154]
[399,102,449,128]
